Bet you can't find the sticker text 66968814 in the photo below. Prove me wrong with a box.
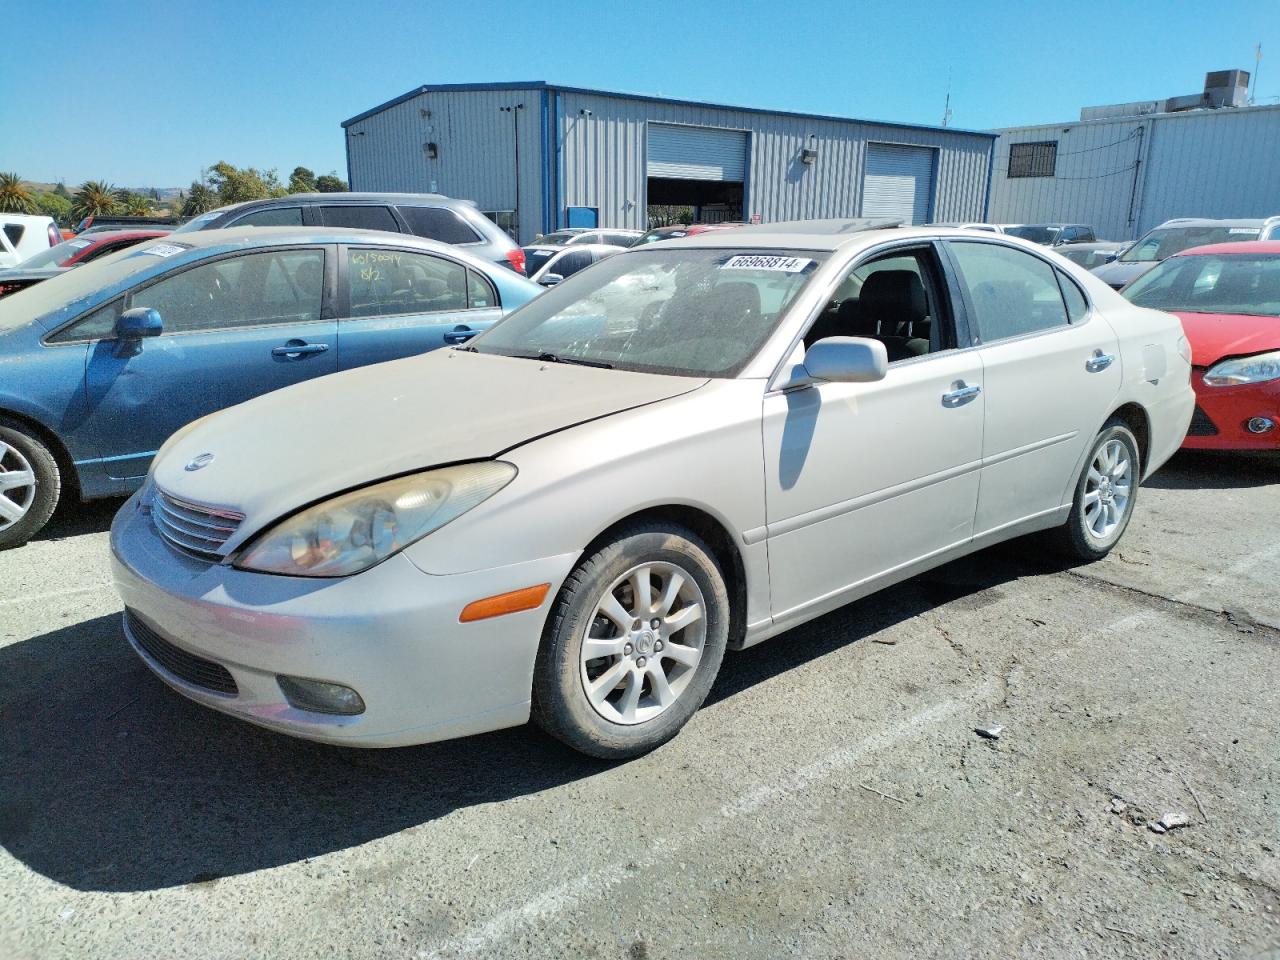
[721,255,813,272]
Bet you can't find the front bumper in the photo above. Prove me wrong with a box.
[1182,371,1280,451]
[110,492,577,747]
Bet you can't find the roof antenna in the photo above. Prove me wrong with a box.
[941,69,953,127]
[1250,42,1262,104]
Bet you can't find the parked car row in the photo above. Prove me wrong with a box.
[7,197,1278,762]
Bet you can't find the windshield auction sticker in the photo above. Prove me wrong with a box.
[721,255,813,272]
[136,243,190,258]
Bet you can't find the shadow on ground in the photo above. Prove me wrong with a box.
[0,540,1050,893]
[33,497,125,542]
[1145,449,1277,491]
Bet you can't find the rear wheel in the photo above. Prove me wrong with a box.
[532,522,730,759]
[0,420,61,550]
[1051,420,1140,561]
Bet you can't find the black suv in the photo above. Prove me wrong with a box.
[174,193,526,274]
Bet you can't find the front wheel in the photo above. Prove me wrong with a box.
[532,522,730,759]
[0,420,61,550]
[1051,420,1140,561]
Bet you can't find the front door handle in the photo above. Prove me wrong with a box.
[272,340,330,359]
[942,381,982,407]
[1086,351,1115,373]
[443,326,475,345]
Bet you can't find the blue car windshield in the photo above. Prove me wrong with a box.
[0,239,176,330]
[471,248,827,377]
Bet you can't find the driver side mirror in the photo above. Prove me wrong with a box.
[539,273,564,287]
[116,307,163,340]
[802,337,888,384]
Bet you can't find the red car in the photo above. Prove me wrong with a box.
[1123,240,1280,449]
[11,228,170,270]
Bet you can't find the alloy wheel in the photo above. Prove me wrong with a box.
[0,439,36,532]
[1083,438,1132,540]
[579,561,707,725]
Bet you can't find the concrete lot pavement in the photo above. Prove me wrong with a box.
[2,450,1277,960]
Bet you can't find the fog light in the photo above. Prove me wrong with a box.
[277,676,366,715]
[1246,417,1276,435]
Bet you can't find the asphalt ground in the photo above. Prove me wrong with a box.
[2,449,1277,960]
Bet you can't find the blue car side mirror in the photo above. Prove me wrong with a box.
[116,307,163,340]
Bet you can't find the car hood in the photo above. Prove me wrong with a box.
[152,349,707,542]
[1091,259,1155,288]
[1172,312,1280,367]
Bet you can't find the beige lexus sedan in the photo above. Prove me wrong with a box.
[111,220,1195,759]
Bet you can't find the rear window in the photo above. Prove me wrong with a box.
[320,205,399,232]
[398,206,482,244]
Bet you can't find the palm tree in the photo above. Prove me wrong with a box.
[124,193,153,216]
[72,180,119,220]
[0,173,35,214]
[180,183,216,217]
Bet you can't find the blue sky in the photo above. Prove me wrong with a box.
[2,0,1276,188]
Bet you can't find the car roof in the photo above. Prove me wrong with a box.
[1174,240,1280,257]
[159,225,464,248]
[661,218,939,251]
[210,192,458,215]
[0,213,53,225]
[1155,217,1274,229]
[550,243,625,256]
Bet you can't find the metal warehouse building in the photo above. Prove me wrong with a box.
[341,81,995,244]
[989,70,1280,241]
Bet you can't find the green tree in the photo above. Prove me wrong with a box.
[34,191,73,226]
[180,182,216,217]
[123,193,153,216]
[53,181,70,200]
[0,173,36,213]
[288,166,317,193]
[315,174,347,193]
[206,161,284,204]
[72,180,119,220]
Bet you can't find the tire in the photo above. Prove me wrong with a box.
[532,522,731,759]
[1050,419,1140,562]
[0,419,61,551]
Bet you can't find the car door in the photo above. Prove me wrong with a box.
[943,239,1121,536]
[761,243,985,621]
[335,245,502,370]
[80,245,336,480]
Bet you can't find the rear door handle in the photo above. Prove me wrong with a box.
[1085,351,1115,372]
[272,340,330,359]
[942,382,982,407]
[443,326,475,345]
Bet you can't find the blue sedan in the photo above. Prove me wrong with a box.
[0,227,541,548]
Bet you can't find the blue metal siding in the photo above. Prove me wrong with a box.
[989,104,1280,239]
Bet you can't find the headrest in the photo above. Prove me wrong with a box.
[858,269,927,322]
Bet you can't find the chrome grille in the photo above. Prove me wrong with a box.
[152,488,244,562]
[125,609,238,695]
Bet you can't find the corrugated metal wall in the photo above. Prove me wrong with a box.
[556,90,992,232]
[344,85,993,243]
[989,105,1280,240]
[344,87,546,242]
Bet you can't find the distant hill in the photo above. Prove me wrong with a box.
[22,180,184,199]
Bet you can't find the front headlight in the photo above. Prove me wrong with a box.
[1203,350,1280,387]
[235,462,516,577]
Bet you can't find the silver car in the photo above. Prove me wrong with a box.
[111,220,1195,759]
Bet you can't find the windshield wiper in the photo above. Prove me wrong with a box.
[509,351,613,369]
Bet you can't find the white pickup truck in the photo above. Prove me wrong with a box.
[0,214,60,268]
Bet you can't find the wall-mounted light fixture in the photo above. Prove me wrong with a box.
[424,142,438,159]
[579,108,593,117]
[801,134,818,165]
[348,130,366,137]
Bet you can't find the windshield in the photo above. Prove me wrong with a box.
[529,231,579,246]
[1004,225,1059,245]
[471,248,826,377]
[1123,253,1280,317]
[172,209,228,233]
[18,238,93,269]
[0,240,178,331]
[1120,225,1261,263]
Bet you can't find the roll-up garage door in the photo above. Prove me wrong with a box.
[648,124,748,181]
[862,144,936,224]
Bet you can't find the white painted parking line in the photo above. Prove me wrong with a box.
[417,681,997,960]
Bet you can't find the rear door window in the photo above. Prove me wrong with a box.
[347,248,468,317]
[397,206,482,244]
[467,269,498,309]
[232,207,304,227]
[320,205,399,232]
[3,224,24,247]
[947,241,1069,342]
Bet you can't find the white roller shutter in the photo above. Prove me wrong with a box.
[862,144,936,224]
[647,124,748,181]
